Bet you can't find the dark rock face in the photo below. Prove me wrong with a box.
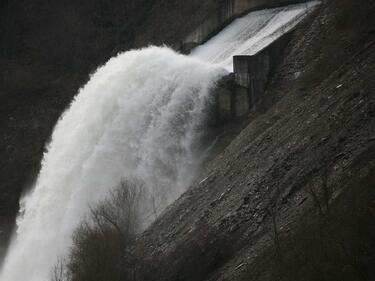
[125,0,375,280]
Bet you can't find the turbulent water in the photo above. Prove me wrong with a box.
[191,1,319,71]
[0,2,320,280]
[0,47,226,281]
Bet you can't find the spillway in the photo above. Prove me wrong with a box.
[0,2,318,281]
[191,1,319,71]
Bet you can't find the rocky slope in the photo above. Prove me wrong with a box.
[126,0,375,280]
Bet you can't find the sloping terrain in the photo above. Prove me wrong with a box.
[126,0,375,280]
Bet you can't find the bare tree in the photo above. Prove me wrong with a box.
[50,179,144,281]
[89,180,144,245]
[50,257,69,281]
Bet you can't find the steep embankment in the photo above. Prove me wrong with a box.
[127,0,375,280]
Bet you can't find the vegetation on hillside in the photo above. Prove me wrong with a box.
[50,180,143,281]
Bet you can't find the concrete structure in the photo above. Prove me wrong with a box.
[214,74,251,122]
[180,0,310,54]
[215,31,293,121]
[185,0,317,122]
[233,33,292,106]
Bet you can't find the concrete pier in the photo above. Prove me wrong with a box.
[215,32,293,121]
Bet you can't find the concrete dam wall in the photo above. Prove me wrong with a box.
[180,0,314,54]
[187,1,319,122]
[211,33,294,122]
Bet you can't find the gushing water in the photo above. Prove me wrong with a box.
[191,1,319,71]
[0,1,320,278]
[0,47,226,281]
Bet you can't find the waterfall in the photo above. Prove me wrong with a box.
[0,47,227,281]
[0,2,320,279]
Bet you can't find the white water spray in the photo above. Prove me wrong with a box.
[0,47,226,281]
[0,2,319,279]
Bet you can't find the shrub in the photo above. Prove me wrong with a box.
[50,180,144,281]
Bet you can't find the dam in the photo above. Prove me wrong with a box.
[189,1,319,120]
[0,2,319,281]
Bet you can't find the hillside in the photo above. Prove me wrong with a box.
[129,0,375,280]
